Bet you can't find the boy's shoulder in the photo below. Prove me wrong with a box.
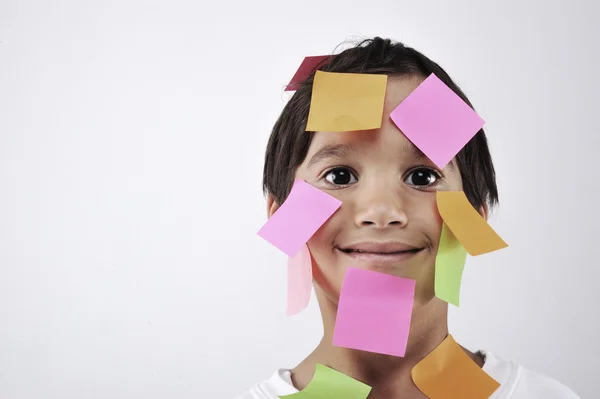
[232,369,296,399]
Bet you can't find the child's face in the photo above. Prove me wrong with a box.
[294,75,466,306]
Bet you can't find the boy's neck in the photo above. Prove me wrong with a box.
[289,288,484,398]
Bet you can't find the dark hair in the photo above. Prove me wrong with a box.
[262,37,498,211]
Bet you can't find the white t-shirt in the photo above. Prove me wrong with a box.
[233,351,580,398]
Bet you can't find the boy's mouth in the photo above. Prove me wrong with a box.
[337,241,424,255]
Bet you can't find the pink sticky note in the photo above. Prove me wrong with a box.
[257,179,341,257]
[285,55,331,91]
[389,73,485,169]
[333,268,416,357]
[287,244,313,316]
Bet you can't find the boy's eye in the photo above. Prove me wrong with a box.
[324,167,358,186]
[404,168,440,186]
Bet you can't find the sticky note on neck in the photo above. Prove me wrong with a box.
[412,334,500,398]
[257,179,341,257]
[436,191,507,256]
[435,222,468,306]
[279,363,371,399]
[333,268,415,357]
[287,244,313,316]
[390,73,485,169]
[285,55,331,91]
[306,71,387,132]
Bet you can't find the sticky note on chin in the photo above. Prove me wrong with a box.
[390,73,485,169]
[333,268,415,357]
[287,244,313,316]
[306,71,387,132]
[257,179,341,258]
[436,191,507,256]
[412,334,500,399]
[435,223,468,306]
[279,363,371,399]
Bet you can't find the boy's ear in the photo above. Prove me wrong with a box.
[266,194,280,219]
[479,203,489,221]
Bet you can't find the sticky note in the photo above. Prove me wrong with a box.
[306,71,387,132]
[287,244,313,316]
[279,363,371,399]
[435,223,468,306]
[412,334,500,398]
[333,268,415,357]
[285,55,331,91]
[257,179,342,257]
[390,73,485,169]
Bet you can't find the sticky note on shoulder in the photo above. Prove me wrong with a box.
[437,191,507,256]
[257,179,341,257]
[306,71,387,132]
[333,268,415,357]
[285,55,331,91]
[412,334,500,399]
[279,363,371,399]
[390,73,485,169]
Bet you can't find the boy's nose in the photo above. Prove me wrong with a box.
[353,190,409,229]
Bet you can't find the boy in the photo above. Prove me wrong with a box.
[236,37,580,399]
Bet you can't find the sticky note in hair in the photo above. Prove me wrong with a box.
[285,55,331,91]
[257,179,341,257]
[279,363,371,399]
[412,334,500,398]
[306,71,387,132]
[435,223,468,306]
[436,191,507,256]
[390,73,485,169]
[287,244,313,316]
[333,268,415,357]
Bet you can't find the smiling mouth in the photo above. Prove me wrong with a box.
[338,248,423,255]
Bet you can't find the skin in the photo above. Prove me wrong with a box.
[267,74,488,399]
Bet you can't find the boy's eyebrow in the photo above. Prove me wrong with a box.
[307,143,358,168]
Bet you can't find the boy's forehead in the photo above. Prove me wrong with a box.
[384,74,426,112]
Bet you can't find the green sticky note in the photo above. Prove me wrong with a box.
[279,363,371,399]
[435,223,468,306]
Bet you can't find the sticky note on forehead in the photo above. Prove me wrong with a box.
[306,71,388,132]
[390,73,485,169]
[285,55,331,91]
[257,179,341,258]
[436,191,507,256]
[411,334,500,398]
[333,268,415,357]
[279,363,371,399]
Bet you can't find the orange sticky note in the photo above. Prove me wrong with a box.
[412,334,500,399]
[306,71,387,132]
[436,191,507,256]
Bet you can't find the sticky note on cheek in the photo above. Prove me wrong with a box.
[390,73,485,169]
[436,191,507,256]
[279,363,371,399]
[287,244,313,316]
[412,334,500,398]
[306,71,388,132]
[435,222,468,306]
[333,268,416,357]
[257,179,342,257]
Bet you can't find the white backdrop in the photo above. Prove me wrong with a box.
[1,0,598,398]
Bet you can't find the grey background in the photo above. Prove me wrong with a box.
[1,0,598,398]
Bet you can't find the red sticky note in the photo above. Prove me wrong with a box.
[285,55,331,91]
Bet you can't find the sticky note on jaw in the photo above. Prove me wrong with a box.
[306,71,388,132]
[390,73,485,169]
[435,223,468,306]
[257,179,342,257]
[437,191,507,256]
[287,244,313,316]
[412,334,500,398]
[333,268,415,357]
[285,55,331,91]
[279,363,371,399]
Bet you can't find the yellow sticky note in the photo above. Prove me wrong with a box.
[279,363,371,399]
[306,71,387,132]
[436,191,508,256]
[435,223,468,306]
[412,334,500,399]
